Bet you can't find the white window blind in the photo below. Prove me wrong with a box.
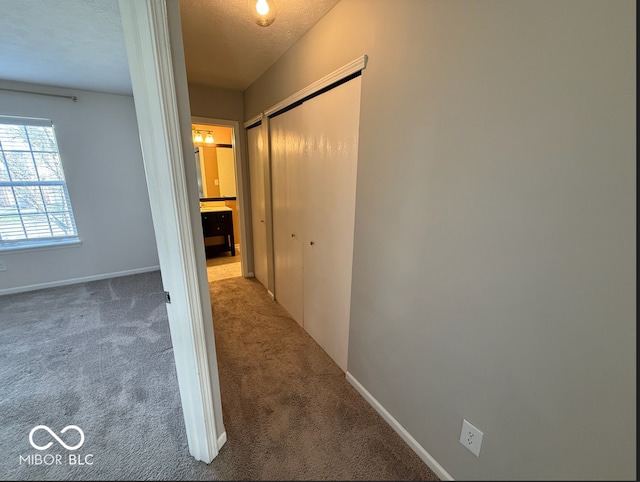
[0,115,79,250]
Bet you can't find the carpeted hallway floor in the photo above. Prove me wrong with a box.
[0,271,438,480]
[208,276,437,480]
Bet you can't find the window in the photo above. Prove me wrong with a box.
[0,116,79,250]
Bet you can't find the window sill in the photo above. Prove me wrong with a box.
[0,239,82,254]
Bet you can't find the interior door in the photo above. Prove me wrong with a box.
[270,108,305,326]
[302,77,362,371]
[247,126,268,288]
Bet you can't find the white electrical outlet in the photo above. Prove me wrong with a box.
[460,419,483,457]
[0,259,7,272]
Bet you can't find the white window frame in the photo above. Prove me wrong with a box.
[0,115,80,251]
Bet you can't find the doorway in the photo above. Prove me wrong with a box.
[191,117,248,283]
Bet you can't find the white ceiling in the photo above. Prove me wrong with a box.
[0,0,341,95]
[180,0,341,90]
[0,0,132,95]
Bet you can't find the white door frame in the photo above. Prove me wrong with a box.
[191,116,251,278]
[119,0,225,463]
[245,116,276,297]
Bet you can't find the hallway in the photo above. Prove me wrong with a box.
[207,276,437,480]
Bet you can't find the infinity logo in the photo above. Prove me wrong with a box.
[29,425,85,451]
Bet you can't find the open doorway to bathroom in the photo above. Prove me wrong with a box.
[191,118,244,283]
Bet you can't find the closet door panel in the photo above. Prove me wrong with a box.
[302,77,362,371]
[247,126,268,288]
[271,108,305,326]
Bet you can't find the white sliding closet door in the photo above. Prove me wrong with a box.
[271,107,305,326]
[301,77,361,371]
[247,126,268,288]
[270,75,362,370]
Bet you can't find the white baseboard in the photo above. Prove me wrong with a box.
[217,431,227,450]
[0,265,161,296]
[267,290,275,300]
[346,372,454,481]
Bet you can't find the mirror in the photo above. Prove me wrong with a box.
[195,144,237,199]
[195,147,204,198]
[192,124,237,200]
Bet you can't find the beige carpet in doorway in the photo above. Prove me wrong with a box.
[208,276,438,480]
[206,254,242,281]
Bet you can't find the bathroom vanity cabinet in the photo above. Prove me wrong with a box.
[201,206,235,257]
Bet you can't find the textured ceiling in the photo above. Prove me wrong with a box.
[0,0,131,95]
[180,0,342,90]
[0,0,341,95]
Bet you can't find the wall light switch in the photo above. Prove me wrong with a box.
[0,259,7,272]
[214,179,219,185]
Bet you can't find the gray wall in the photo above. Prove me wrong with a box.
[243,1,636,479]
[188,83,244,122]
[0,80,159,294]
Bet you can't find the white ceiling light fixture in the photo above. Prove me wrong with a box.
[249,0,277,27]
[205,131,215,144]
[193,130,203,143]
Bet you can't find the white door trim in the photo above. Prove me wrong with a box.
[191,116,250,278]
[119,0,222,463]
[261,114,277,296]
[263,55,368,118]
[244,55,368,128]
[243,114,262,129]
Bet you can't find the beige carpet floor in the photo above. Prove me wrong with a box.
[206,254,242,282]
[208,276,439,480]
